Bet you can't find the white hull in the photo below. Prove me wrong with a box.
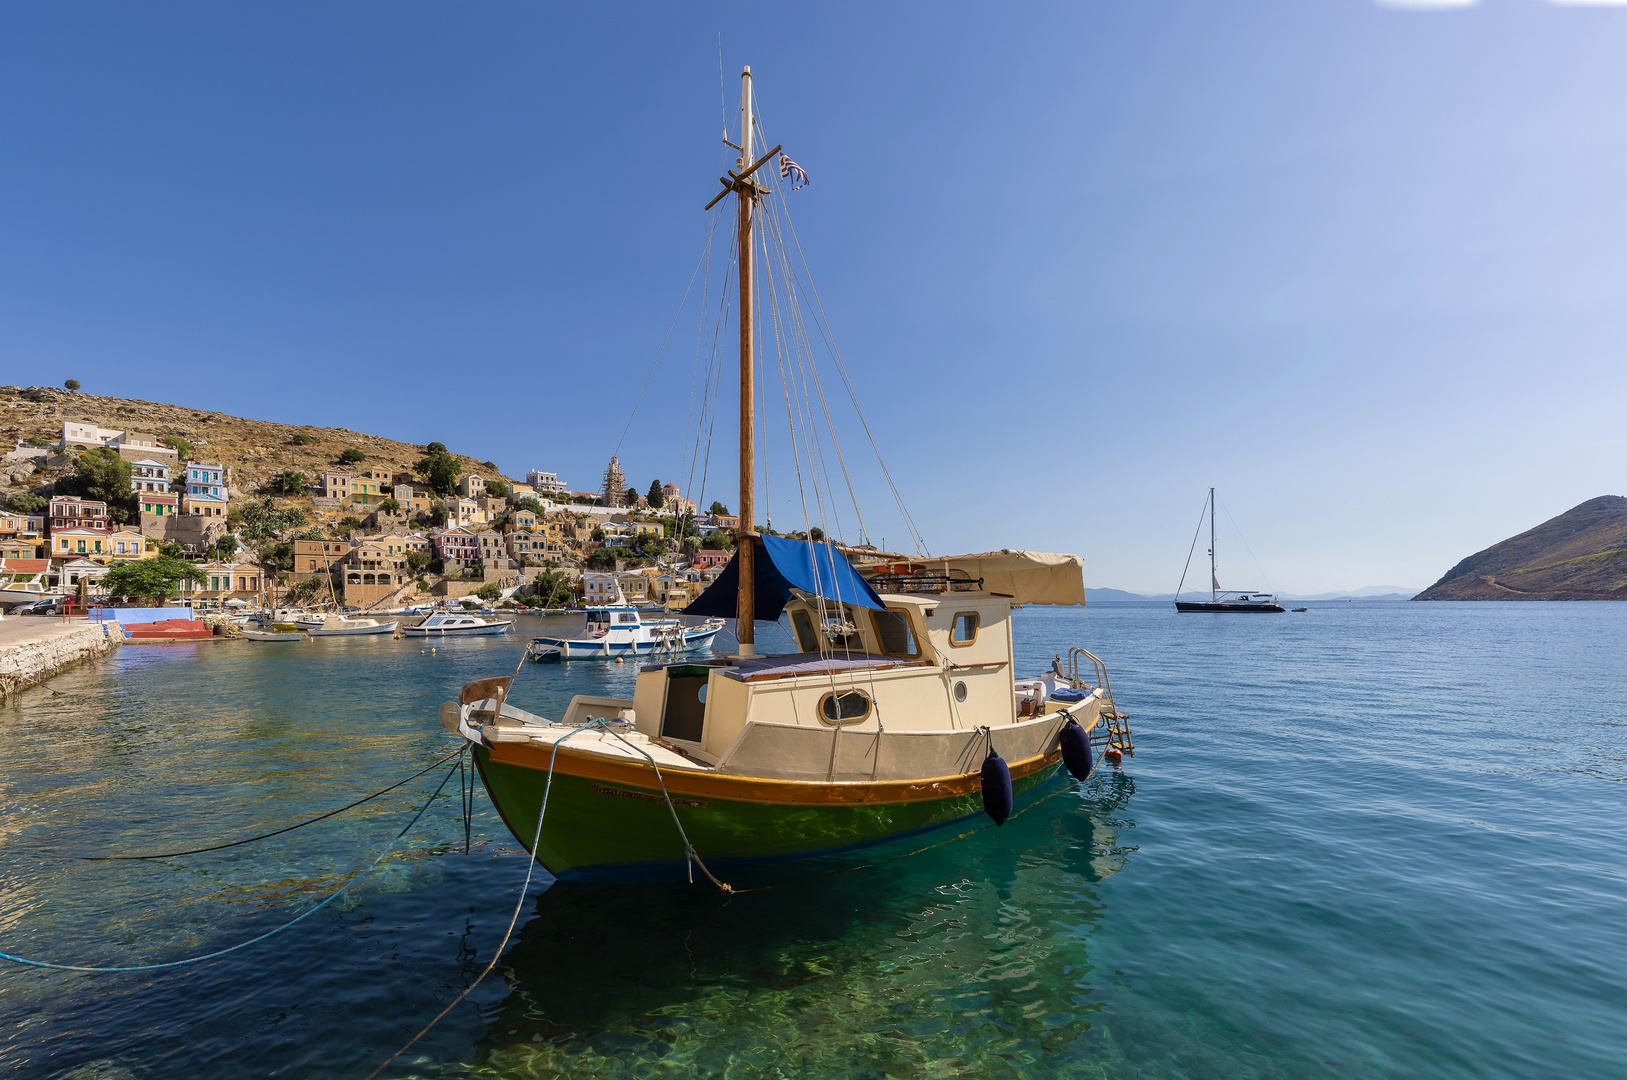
[535,626,722,659]
[402,621,512,637]
[242,630,304,642]
[307,620,399,637]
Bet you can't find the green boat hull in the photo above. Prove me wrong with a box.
[474,746,1065,884]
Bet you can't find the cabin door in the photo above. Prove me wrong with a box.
[659,666,710,743]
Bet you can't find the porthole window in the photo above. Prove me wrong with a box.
[954,681,968,702]
[819,689,872,726]
[950,612,979,646]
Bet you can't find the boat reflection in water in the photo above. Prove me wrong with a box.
[466,770,1139,1077]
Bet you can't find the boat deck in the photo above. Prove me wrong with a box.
[486,718,707,771]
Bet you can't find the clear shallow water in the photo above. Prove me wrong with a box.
[0,603,1623,1079]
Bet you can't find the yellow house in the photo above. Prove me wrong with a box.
[108,528,154,563]
[53,528,113,563]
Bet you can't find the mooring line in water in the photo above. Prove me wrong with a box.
[0,757,464,974]
[6,748,466,863]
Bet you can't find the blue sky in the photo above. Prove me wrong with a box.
[3,1,1625,593]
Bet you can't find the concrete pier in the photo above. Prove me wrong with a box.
[0,618,116,698]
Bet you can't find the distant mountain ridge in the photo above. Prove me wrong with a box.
[1415,495,1627,601]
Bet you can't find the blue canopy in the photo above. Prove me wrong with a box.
[683,535,886,622]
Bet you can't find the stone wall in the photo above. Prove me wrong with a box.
[0,623,115,699]
[140,511,225,554]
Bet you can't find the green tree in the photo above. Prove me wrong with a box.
[528,569,573,608]
[100,557,206,603]
[585,547,618,570]
[485,479,508,498]
[291,430,317,446]
[379,498,402,514]
[258,541,295,573]
[336,516,361,538]
[288,577,326,604]
[164,435,193,460]
[646,480,665,509]
[476,581,503,602]
[266,470,308,496]
[6,492,46,515]
[235,498,308,542]
[54,447,136,523]
[513,496,544,516]
[209,535,239,560]
[625,486,639,506]
[158,540,185,558]
[406,551,429,574]
[24,435,47,448]
[425,442,447,455]
[414,451,460,496]
[63,379,80,392]
[809,526,825,542]
[338,447,365,465]
[591,526,606,542]
[708,501,730,516]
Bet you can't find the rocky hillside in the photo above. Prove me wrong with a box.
[0,384,510,499]
[1414,496,1627,601]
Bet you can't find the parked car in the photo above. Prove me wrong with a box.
[18,596,69,616]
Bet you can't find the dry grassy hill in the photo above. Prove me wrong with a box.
[1414,496,1627,601]
[0,384,511,500]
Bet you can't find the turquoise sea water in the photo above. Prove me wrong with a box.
[0,602,1623,1079]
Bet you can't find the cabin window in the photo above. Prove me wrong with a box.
[954,680,968,702]
[618,614,636,624]
[870,608,920,658]
[791,610,819,652]
[819,689,872,726]
[950,611,980,646]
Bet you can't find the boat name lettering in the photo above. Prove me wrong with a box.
[590,784,708,808]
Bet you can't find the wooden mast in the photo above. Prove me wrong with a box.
[735,65,757,655]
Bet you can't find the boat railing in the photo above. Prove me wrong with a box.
[1064,647,1135,757]
[865,570,984,595]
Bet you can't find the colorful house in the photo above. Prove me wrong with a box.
[52,527,113,563]
[139,492,179,517]
[49,496,110,534]
[179,562,265,610]
[108,528,153,562]
[184,463,228,516]
[129,458,172,494]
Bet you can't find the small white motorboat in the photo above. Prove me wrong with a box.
[530,605,725,659]
[401,613,513,637]
[306,617,399,638]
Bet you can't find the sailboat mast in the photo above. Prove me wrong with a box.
[1209,486,1217,603]
[736,65,757,654]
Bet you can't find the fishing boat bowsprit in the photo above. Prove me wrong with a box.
[444,65,1133,885]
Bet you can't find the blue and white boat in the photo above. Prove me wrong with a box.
[528,604,725,660]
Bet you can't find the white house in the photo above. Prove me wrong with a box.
[129,458,171,495]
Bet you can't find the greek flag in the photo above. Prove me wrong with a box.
[779,153,809,190]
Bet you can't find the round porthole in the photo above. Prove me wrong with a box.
[697,684,708,703]
[954,681,968,702]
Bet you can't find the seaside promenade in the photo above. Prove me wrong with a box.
[0,617,115,698]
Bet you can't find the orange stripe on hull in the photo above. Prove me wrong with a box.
[485,738,1064,807]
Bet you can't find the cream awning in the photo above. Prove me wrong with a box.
[933,550,1086,606]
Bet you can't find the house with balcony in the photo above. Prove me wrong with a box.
[49,496,110,535]
[319,468,353,502]
[691,549,731,570]
[184,463,228,517]
[52,528,113,563]
[129,458,171,495]
[0,512,45,540]
[454,498,484,528]
[432,527,478,571]
[179,562,265,611]
[139,492,179,518]
[108,528,153,563]
[457,474,486,500]
[525,470,569,496]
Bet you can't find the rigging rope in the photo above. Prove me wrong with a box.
[0,757,463,973]
[5,748,465,862]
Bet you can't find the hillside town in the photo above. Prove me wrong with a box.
[1,408,751,614]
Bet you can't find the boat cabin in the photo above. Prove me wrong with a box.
[630,588,1019,775]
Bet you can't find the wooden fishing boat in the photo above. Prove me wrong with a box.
[242,626,304,642]
[445,66,1133,884]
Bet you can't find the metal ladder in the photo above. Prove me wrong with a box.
[1064,647,1135,756]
